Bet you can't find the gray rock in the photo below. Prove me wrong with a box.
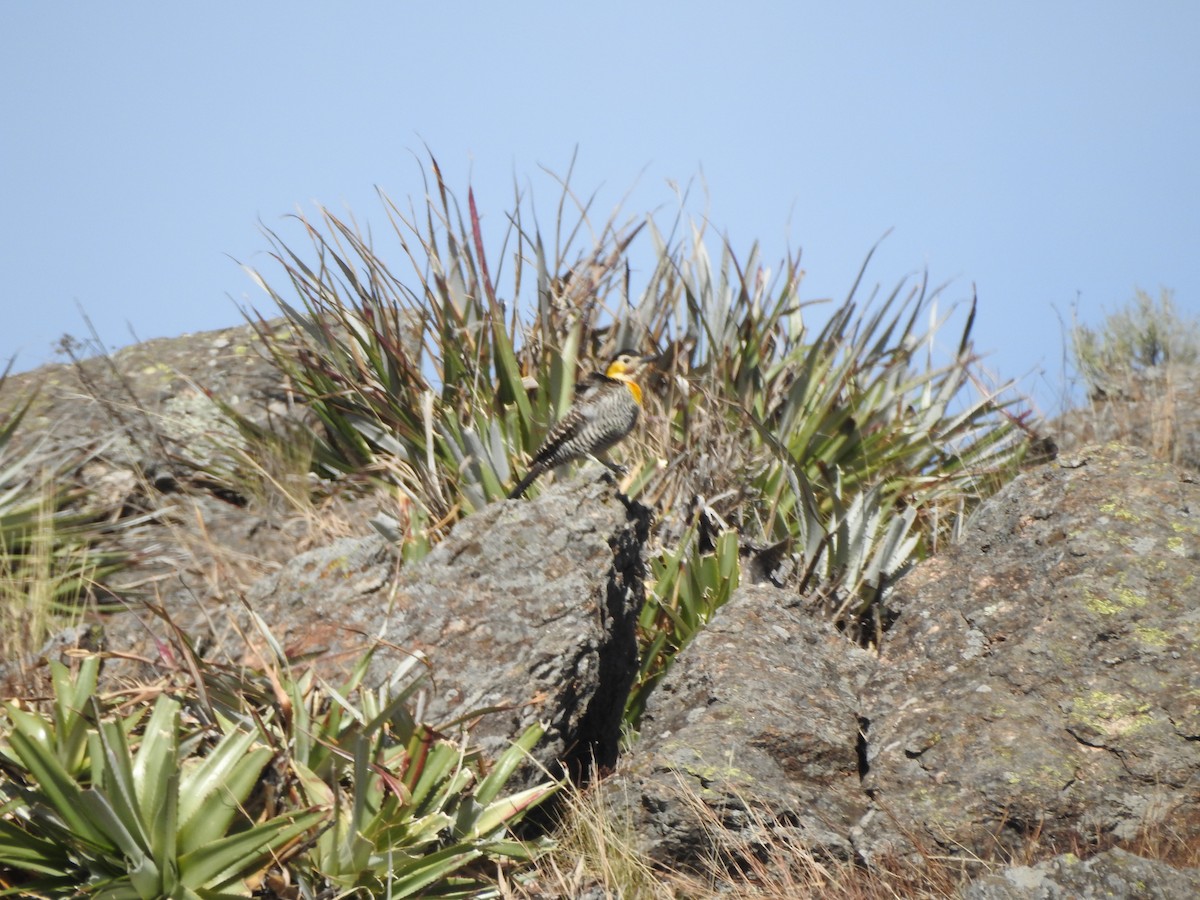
[243,476,650,777]
[961,848,1200,899]
[857,444,1200,863]
[0,321,297,480]
[608,584,876,868]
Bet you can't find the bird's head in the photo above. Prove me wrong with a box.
[604,351,656,404]
[604,350,655,379]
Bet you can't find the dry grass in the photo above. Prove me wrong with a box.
[500,776,983,900]
[0,483,83,667]
[501,771,1200,899]
[1123,812,1200,870]
[498,776,676,899]
[1060,288,1199,468]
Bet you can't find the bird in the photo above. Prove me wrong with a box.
[508,350,653,499]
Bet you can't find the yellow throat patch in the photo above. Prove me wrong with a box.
[604,359,644,405]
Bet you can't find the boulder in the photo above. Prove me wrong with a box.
[608,584,876,866]
[961,848,1200,899]
[243,476,650,776]
[604,444,1200,888]
[856,444,1200,863]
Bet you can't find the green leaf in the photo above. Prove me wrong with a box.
[131,694,180,856]
[0,817,72,875]
[473,722,543,808]
[77,789,165,898]
[50,655,99,773]
[178,732,273,855]
[93,716,155,865]
[177,808,324,891]
[380,843,484,898]
[5,722,112,851]
[465,782,556,840]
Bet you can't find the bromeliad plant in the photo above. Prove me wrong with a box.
[0,655,324,898]
[244,623,557,896]
[637,225,1028,543]
[293,714,550,898]
[631,227,1031,643]
[238,157,1030,559]
[237,157,648,555]
[0,626,559,897]
[234,155,1035,662]
[627,523,741,728]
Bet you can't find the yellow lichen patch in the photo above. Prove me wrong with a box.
[1133,625,1170,648]
[1068,690,1152,738]
[1114,586,1148,609]
[1083,586,1147,616]
[1085,589,1122,616]
[1099,499,1141,523]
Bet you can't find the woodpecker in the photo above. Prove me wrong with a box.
[508,351,653,499]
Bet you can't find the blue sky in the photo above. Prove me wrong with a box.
[3,2,1197,415]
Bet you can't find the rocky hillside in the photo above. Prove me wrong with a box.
[2,325,1198,897]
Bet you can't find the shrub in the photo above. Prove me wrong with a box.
[1072,287,1199,399]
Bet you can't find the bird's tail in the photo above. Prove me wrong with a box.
[507,466,542,500]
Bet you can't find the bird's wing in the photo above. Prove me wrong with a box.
[528,374,613,466]
[530,405,593,465]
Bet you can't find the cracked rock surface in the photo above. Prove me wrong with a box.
[857,443,1200,862]
[961,847,1200,899]
[239,476,650,781]
[607,584,877,866]
[606,444,1199,887]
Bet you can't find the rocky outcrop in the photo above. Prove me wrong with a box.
[6,325,1199,894]
[857,443,1200,864]
[240,476,650,777]
[606,584,875,865]
[2,326,652,781]
[1,322,296,482]
[602,444,1199,890]
[961,848,1200,899]
[0,323,324,696]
